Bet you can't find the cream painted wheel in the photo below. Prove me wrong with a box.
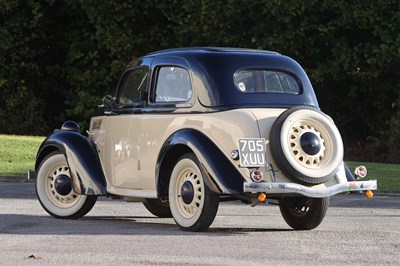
[289,123,326,168]
[169,153,219,231]
[270,106,344,184]
[36,151,97,219]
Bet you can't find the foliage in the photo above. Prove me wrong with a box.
[388,98,400,162]
[0,0,399,162]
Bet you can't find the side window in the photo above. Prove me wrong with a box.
[154,66,192,102]
[118,67,148,105]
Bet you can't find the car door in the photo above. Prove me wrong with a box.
[98,57,194,194]
[126,63,195,188]
[100,66,149,190]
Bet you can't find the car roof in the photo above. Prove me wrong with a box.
[145,47,280,57]
[126,47,320,109]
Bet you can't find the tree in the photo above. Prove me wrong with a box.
[1,0,399,162]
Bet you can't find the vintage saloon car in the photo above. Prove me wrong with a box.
[34,47,377,231]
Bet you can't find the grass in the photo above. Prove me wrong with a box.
[0,134,45,176]
[345,161,400,191]
[0,134,398,190]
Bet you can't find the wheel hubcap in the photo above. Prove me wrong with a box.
[54,174,72,196]
[300,132,321,155]
[181,181,194,204]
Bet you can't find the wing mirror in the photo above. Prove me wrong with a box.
[99,95,116,115]
[101,95,114,108]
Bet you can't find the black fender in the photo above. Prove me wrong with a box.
[156,129,245,197]
[35,129,107,195]
[344,163,356,181]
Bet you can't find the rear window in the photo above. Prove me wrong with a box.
[233,70,300,94]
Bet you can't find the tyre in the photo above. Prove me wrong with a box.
[279,197,329,230]
[36,151,97,219]
[143,198,172,218]
[270,106,344,184]
[168,153,219,231]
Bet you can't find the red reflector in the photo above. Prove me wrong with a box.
[251,170,263,182]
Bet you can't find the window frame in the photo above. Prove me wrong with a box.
[115,66,150,109]
[233,68,301,95]
[149,65,193,106]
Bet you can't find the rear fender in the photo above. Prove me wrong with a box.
[344,163,356,181]
[35,130,107,195]
[156,129,245,197]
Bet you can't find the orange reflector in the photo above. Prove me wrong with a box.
[258,193,267,202]
[365,190,374,198]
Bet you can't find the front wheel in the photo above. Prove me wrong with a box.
[36,151,97,219]
[279,197,329,230]
[168,153,219,231]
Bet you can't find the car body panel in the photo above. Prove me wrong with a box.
[89,109,283,196]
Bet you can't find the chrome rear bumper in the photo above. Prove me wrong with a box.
[244,180,377,198]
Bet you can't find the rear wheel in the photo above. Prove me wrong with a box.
[279,197,329,230]
[168,153,219,231]
[143,198,172,218]
[36,151,97,219]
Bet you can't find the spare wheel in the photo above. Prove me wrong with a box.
[269,106,344,185]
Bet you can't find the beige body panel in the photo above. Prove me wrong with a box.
[90,109,287,197]
[244,108,291,183]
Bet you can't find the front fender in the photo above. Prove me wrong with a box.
[36,130,107,195]
[156,129,245,195]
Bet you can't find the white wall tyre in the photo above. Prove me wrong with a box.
[270,106,344,184]
[36,151,97,219]
[169,153,219,231]
[279,197,329,230]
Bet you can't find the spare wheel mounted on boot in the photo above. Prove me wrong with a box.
[270,106,344,185]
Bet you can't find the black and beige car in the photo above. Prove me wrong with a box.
[34,47,377,231]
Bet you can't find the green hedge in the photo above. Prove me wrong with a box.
[1,0,399,162]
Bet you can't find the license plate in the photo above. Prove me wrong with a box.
[237,138,267,167]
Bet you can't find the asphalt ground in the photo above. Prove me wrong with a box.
[1,180,399,265]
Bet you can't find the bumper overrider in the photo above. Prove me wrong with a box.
[243,180,378,198]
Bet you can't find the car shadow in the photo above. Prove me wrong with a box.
[0,213,291,236]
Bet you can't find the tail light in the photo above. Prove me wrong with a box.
[251,169,263,182]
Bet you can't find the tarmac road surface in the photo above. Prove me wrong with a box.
[0,181,399,265]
